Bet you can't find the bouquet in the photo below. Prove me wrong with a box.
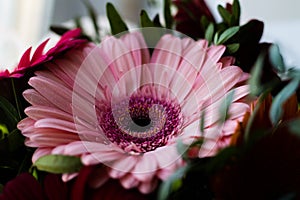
[0,0,299,199]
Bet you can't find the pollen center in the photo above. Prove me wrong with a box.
[97,96,182,153]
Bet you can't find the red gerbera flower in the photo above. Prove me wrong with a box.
[0,28,87,79]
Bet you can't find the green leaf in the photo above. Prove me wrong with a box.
[226,43,240,54]
[248,53,265,96]
[200,110,206,134]
[218,5,231,25]
[106,3,128,36]
[164,0,173,29]
[213,32,219,45]
[200,16,210,31]
[176,139,188,156]
[50,26,70,36]
[217,26,239,44]
[204,23,214,43]
[140,10,157,27]
[288,118,300,137]
[270,79,300,125]
[7,129,24,152]
[158,165,189,200]
[153,14,163,27]
[219,90,235,123]
[34,155,83,174]
[232,0,241,25]
[82,0,100,42]
[0,124,9,139]
[205,146,238,172]
[0,96,19,129]
[269,44,285,73]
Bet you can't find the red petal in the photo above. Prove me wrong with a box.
[31,38,50,63]
[17,47,32,69]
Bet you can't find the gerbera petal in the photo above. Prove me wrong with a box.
[32,148,53,162]
[121,32,150,65]
[17,47,32,69]
[31,39,50,64]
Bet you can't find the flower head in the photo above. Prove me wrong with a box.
[0,28,87,79]
[18,30,250,193]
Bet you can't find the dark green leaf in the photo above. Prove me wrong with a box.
[7,129,24,152]
[269,44,285,73]
[153,14,163,27]
[200,110,206,134]
[217,26,239,44]
[226,43,240,54]
[82,0,100,42]
[34,155,83,174]
[200,16,210,31]
[218,5,231,25]
[164,0,173,28]
[140,10,157,27]
[278,193,297,200]
[288,118,300,137]
[50,26,70,36]
[106,3,128,36]
[0,183,3,193]
[204,23,214,43]
[0,96,19,129]
[205,146,238,173]
[74,17,83,29]
[249,54,265,96]
[270,79,300,125]
[232,0,241,25]
[158,166,189,200]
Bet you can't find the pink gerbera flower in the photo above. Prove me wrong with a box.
[18,31,250,193]
[0,28,87,79]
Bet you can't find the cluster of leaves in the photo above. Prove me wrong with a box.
[0,80,31,191]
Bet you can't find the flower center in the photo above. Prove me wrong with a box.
[97,96,182,153]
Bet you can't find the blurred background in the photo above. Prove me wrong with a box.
[0,0,300,70]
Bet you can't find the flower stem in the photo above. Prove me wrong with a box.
[11,78,22,120]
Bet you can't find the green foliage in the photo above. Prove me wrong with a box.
[217,0,240,26]
[288,118,300,137]
[164,0,173,28]
[158,165,189,200]
[232,0,241,25]
[226,43,240,54]
[50,26,71,36]
[248,54,265,96]
[82,0,100,42]
[34,155,83,174]
[176,140,189,161]
[270,79,300,125]
[106,3,128,36]
[217,5,231,25]
[0,96,20,131]
[269,44,286,73]
[204,23,214,43]
[216,26,239,45]
[140,10,162,28]
[219,90,235,123]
